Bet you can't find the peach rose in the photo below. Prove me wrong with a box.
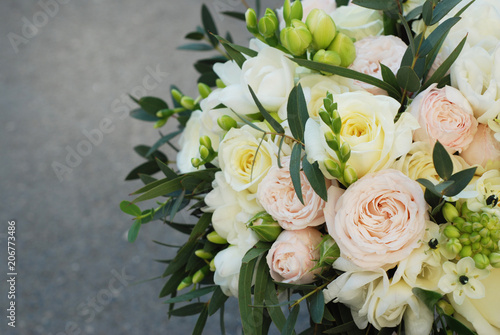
[349,35,407,95]
[408,84,478,153]
[256,158,328,230]
[325,169,428,270]
[266,228,323,284]
[460,123,500,170]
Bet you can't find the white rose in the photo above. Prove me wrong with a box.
[305,91,419,179]
[213,244,252,297]
[218,46,297,119]
[330,5,383,42]
[218,125,278,193]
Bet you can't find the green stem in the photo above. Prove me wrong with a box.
[290,280,332,308]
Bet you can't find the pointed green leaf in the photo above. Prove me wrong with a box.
[159,269,186,298]
[242,242,271,263]
[397,66,421,92]
[323,320,360,334]
[417,178,441,197]
[252,256,270,335]
[290,143,304,205]
[146,130,182,158]
[208,286,229,316]
[380,63,400,93]
[287,84,309,142]
[185,32,205,40]
[138,97,168,115]
[162,242,196,278]
[164,286,216,304]
[178,43,214,51]
[130,108,159,122]
[215,35,246,67]
[239,257,258,335]
[248,85,285,133]
[443,314,475,335]
[422,0,433,25]
[433,141,453,180]
[221,11,246,21]
[120,201,142,216]
[443,167,477,196]
[412,287,443,311]
[303,155,328,201]
[201,4,219,47]
[139,173,157,185]
[310,290,324,324]
[352,0,398,10]
[419,17,460,56]
[193,304,209,335]
[169,302,206,317]
[431,0,462,25]
[125,161,161,181]
[265,280,287,332]
[281,304,300,335]
[398,14,415,55]
[127,220,141,242]
[131,178,183,203]
[156,158,178,179]
[435,180,455,194]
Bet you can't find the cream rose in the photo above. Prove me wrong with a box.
[218,125,278,193]
[330,4,383,42]
[408,84,478,153]
[325,169,428,270]
[256,157,328,230]
[460,124,500,170]
[266,228,323,284]
[305,91,419,179]
[349,35,407,95]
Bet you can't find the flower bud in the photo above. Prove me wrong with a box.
[489,252,500,268]
[199,135,212,150]
[306,9,337,50]
[473,253,490,269]
[483,248,491,256]
[209,258,216,272]
[192,265,210,284]
[453,216,466,227]
[461,222,473,234]
[442,203,459,223]
[217,115,237,131]
[437,300,455,316]
[313,49,341,68]
[319,235,340,266]
[198,83,212,99]
[472,242,482,252]
[259,9,279,38]
[177,276,193,291]
[199,145,210,160]
[459,245,472,258]
[491,229,500,241]
[207,231,227,244]
[344,166,358,185]
[325,131,339,151]
[195,249,214,260]
[469,213,481,223]
[339,142,351,163]
[290,0,303,21]
[479,227,490,238]
[154,118,167,129]
[327,32,356,67]
[324,159,342,179]
[444,225,461,239]
[319,110,332,126]
[216,79,226,89]
[446,238,462,255]
[180,96,195,110]
[282,0,292,26]
[248,211,282,242]
[331,113,342,135]
[459,233,471,246]
[280,20,312,56]
[246,8,258,34]
[470,232,481,243]
[171,89,183,104]
[191,158,202,168]
[473,222,483,232]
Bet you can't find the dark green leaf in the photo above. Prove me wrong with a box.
[208,286,229,316]
[437,74,451,88]
[127,220,141,242]
[185,32,205,40]
[419,17,460,56]
[125,161,160,180]
[156,158,178,180]
[198,71,219,87]
[138,97,169,116]
[152,240,181,248]
[129,108,159,122]
[323,321,361,334]
[398,14,415,55]
[159,269,186,298]
[405,5,423,20]
[281,304,300,335]
[417,178,441,197]
[166,221,195,235]
[278,136,286,169]
[146,130,182,157]
[431,0,462,25]
[310,290,324,324]
[131,178,183,202]
[134,145,167,161]
[443,314,475,335]
[221,11,246,21]
[303,155,328,201]
[248,85,285,133]
[230,109,266,133]
[265,280,287,332]
[139,173,157,185]
[433,141,453,180]
[435,180,455,194]
[164,286,216,304]
[178,43,214,51]
[193,304,209,335]
[227,42,257,58]
[287,84,309,142]
[220,303,226,335]
[169,302,206,316]
[396,66,421,92]
[242,244,271,263]
[352,0,398,11]
[422,0,433,25]
[290,143,304,205]
[225,31,233,43]
[412,287,442,311]
[201,4,219,47]
[120,201,142,216]
[162,243,196,278]
[443,167,477,196]
[239,257,258,335]
[169,189,186,221]
[253,256,270,335]
[215,36,246,67]
[380,63,400,92]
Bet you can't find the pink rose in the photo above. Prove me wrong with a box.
[266,228,323,284]
[409,84,478,153]
[256,158,328,230]
[349,35,407,95]
[325,169,428,270]
[460,123,500,169]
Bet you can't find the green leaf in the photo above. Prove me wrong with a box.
[129,108,159,122]
[169,302,206,316]
[412,287,443,311]
[134,145,167,161]
[281,304,300,335]
[139,173,157,185]
[215,35,246,67]
[435,180,455,194]
[208,286,229,316]
[242,243,271,263]
[253,256,270,335]
[419,17,460,56]
[125,161,161,181]
[156,158,178,180]
[120,201,142,216]
[398,14,415,56]
[159,269,186,298]
[303,155,328,201]
[310,290,324,324]
[137,97,168,116]
[162,243,196,278]
[433,141,453,180]
[380,63,400,93]
[431,0,462,25]
[396,66,421,92]
[178,43,214,51]
[131,178,183,202]
[323,320,361,334]
[422,0,433,25]
[127,220,141,242]
[163,286,217,304]
[290,58,402,100]
[443,167,477,196]
[230,109,266,133]
[193,304,209,335]
[417,178,441,197]
[405,5,423,20]
[201,4,219,47]
[221,11,246,21]
[352,0,398,11]
[239,257,258,335]
[185,31,205,40]
[265,280,287,332]
[287,84,309,143]
[146,130,182,158]
[152,240,181,248]
[442,314,475,335]
[248,85,285,133]
[290,143,304,205]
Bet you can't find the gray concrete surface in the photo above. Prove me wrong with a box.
[0,0,283,334]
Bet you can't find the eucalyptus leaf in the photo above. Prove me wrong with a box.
[221,11,246,21]
[396,66,421,92]
[185,32,205,40]
[287,84,309,143]
[432,141,453,180]
[120,201,142,216]
[146,130,182,158]
[156,158,178,179]
[266,279,288,332]
[323,320,360,334]
[239,257,258,335]
[417,178,441,197]
[178,43,214,51]
[208,286,229,316]
[169,302,206,317]
[310,290,324,324]
[303,155,328,201]
[422,0,434,25]
[281,304,300,335]
[351,0,398,11]
[193,304,209,335]
[127,220,141,242]
[201,4,219,47]
[159,269,186,298]
[443,167,477,196]
[137,96,169,115]
[380,63,400,93]
[419,17,460,56]
[412,287,442,311]
[125,161,161,181]
[431,0,462,25]
[290,143,304,205]
[164,286,216,304]
[130,108,159,122]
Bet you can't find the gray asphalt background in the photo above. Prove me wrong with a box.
[0,0,286,334]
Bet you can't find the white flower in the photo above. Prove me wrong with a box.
[330,5,383,42]
[305,91,419,179]
[438,257,489,305]
[466,169,500,213]
[213,244,250,297]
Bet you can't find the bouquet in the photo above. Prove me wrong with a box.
[121,0,500,334]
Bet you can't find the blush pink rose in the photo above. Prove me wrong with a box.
[266,228,323,284]
[349,35,407,95]
[256,158,328,230]
[460,123,500,169]
[408,84,478,154]
[325,169,428,271]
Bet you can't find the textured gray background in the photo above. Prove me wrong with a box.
[0,0,287,334]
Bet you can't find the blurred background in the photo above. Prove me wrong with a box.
[0,0,284,334]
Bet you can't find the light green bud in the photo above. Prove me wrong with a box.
[171,89,183,104]
[198,83,212,99]
[319,235,340,266]
[459,233,471,246]
[319,110,332,126]
[446,238,462,255]
[325,131,339,151]
[216,78,226,89]
[313,49,341,68]
[199,145,210,160]
[481,237,492,248]
[280,20,312,56]
[459,245,472,258]
[199,136,212,150]
[470,232,481,244]
[249,219,282,242]
[480,228,490,238]
[472,241,482,252]
[207,231,227,244]
[327,32,356,67]
[180,96,195,110]
[177,276,193,291]
[306,9,337,50]
[453,216,466,227]
[259,9,279,38]
[344,166,358,185]
[154,118,167,129]
[324,159,342,179]
[442,203,460,223]
[339,142,351,163]
[217,115,237,131]
[461,222,473,234]
[483,248,491,256]
[195,249,214,260]
[469,213,481,223]
[473,222,483,232]
[444,225,461,239]
[192,265,210,284]
[437,300,455,316]
[473,253,490,269]
[245,8,258,34]
[461,202,473,217]
[332,114,342,135]
[191,158,202,168]
[290,1,303,21]
[480,213,490,226]
[491,229,500,241]
[209,258,216,272]
[283,0,292,26]
[489,252,500,268]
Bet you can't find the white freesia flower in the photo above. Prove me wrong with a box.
[466,169,500,213]
[330,4,383,42]
[438,257,489,305]
[305,91,419,179]
[213,60,241,86]
[213,244,251,297]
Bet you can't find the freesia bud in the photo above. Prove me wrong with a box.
[306,9,337,50]
[325,131,339,151]
[290,0,303,21]
[198,83,211,99]
[177,276,193,291]
[207,231,227,244]
[171,89,183,104]
[216,79,226,89]
[191,158,202,168]
[324,159,342,179]
[327,32,356,67]
[319,110,332,126]
[473,253,490,269]
[313,49,341,68]
[442,203,459,223]
[339,142,351,163]
[154,118,167,129]
[209,258,216,272]
[195,249,214,260]
[246,8,258,34]
[280,20,312,56]
[282,0,291,26]
[259,9,279,38]
[199,136,212,150]
[344,166,358,185]
[199,145,210,160]
[217,115,237,131]
[180,96,195,110]
[192,265,210,284]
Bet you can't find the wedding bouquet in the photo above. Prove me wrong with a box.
[121,0,500,334]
